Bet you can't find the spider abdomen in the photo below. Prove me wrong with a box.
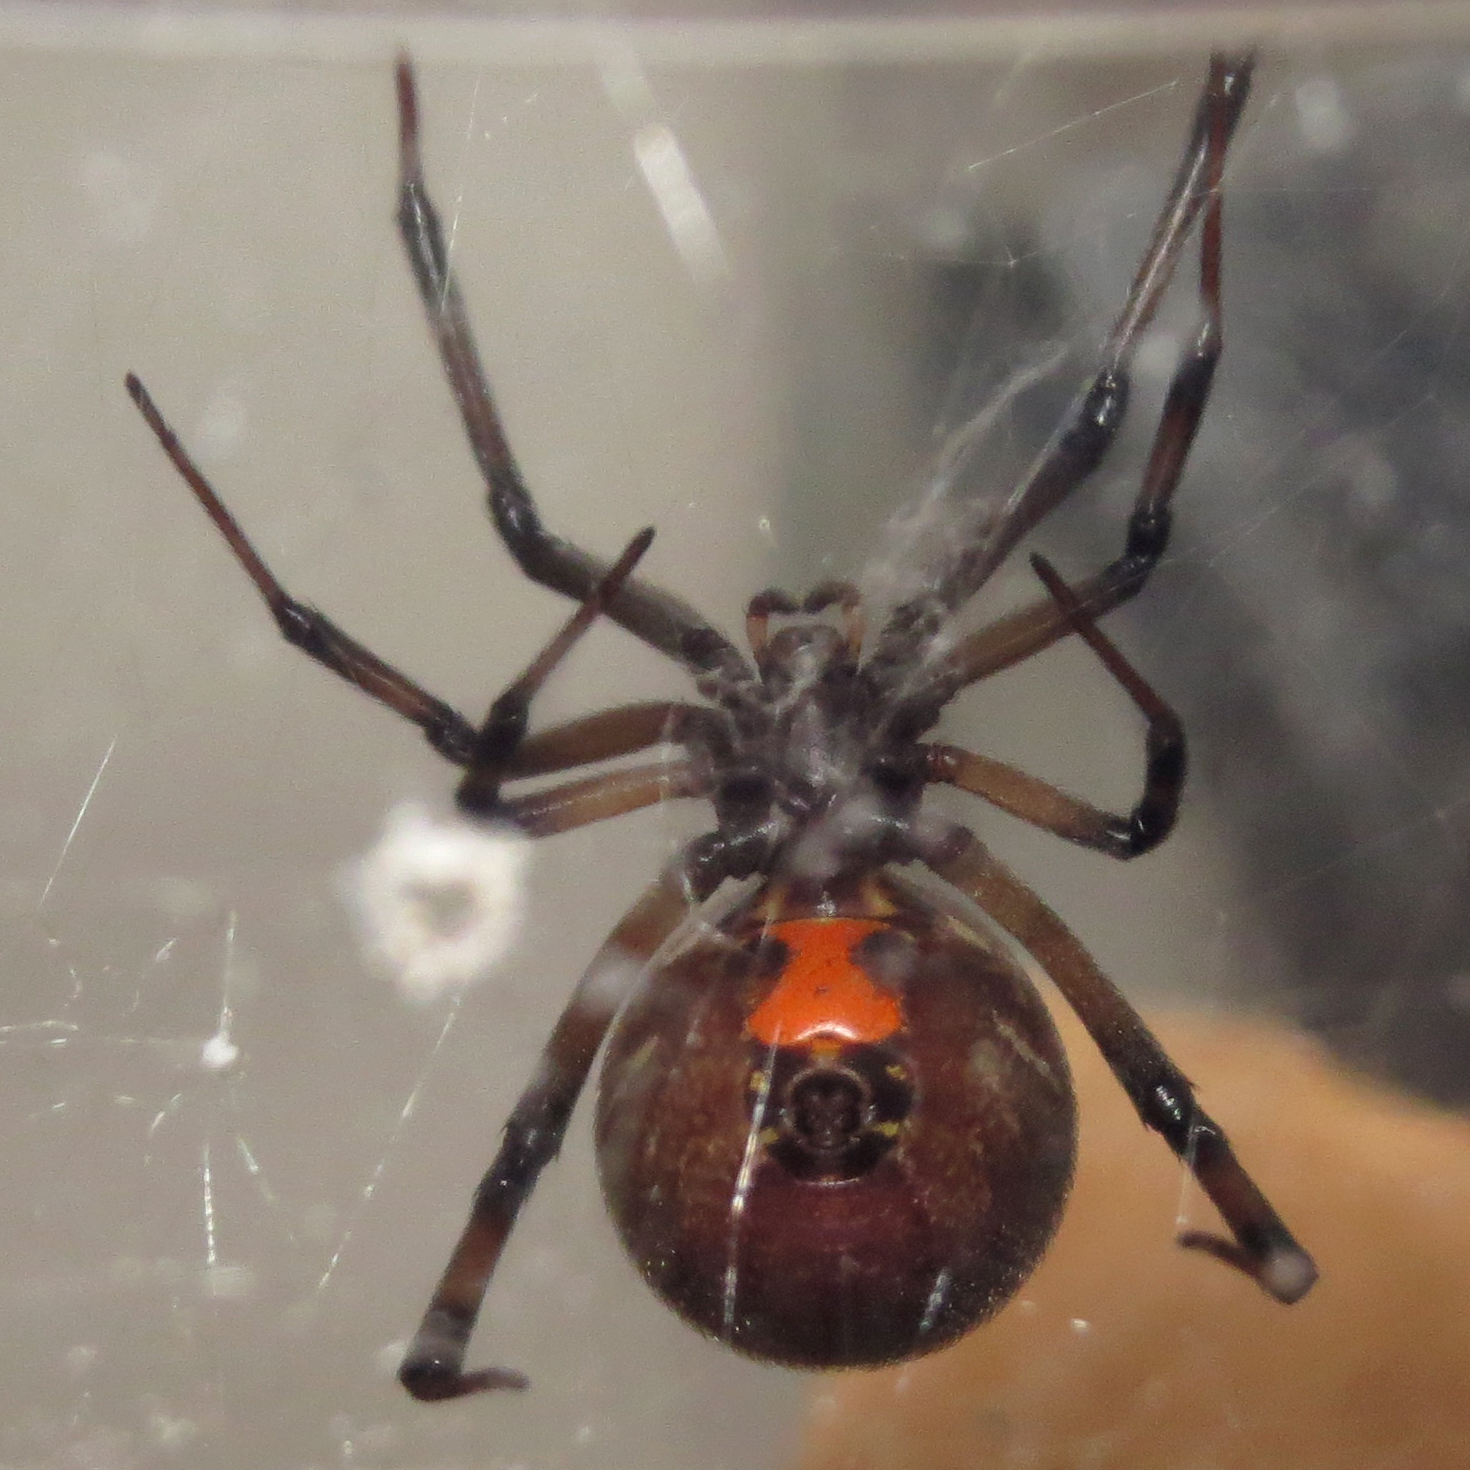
[594,880,1077,1368]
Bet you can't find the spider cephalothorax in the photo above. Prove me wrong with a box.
[663,583,932,888]
[129,51,1315,1404]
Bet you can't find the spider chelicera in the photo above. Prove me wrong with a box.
[127,51,1315,1401]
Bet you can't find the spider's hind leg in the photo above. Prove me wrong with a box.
[922,826,1317,1306]
[399,849,722,1401]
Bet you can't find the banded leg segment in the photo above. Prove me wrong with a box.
[399,859,705,1401]
[877,53,1254,703]
[393,58,754,697]
[126,372,478,767]
[505,702,724,780]
[504,761,708,838]
[923,827,1317,1305]
[455,527,653,814]
[928,552,1185,856]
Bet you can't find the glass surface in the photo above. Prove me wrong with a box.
[3,9,1470,1467]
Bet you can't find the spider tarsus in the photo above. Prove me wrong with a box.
[1026,552,1186,859]
[1143,1091,1317,1305]
[621,524,656,567]
[1176,1228,1256,1274]
[399,1306,532,1400]
[1258,1241,1320,1304]
[399,1359,530,1401]
[1176,1228,1318,1305]
[394,54,422,172]
[125,373,181,458]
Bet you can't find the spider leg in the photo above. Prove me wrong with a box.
[501,759,709,838]
[398,849,718,1401]
[504,701,725,780]
[927,552,1184,856]
[747,582,863,664]
[1028,550,1184,853]
[455,525,653,812]
[126,372,478,767]
[920,564,1128,689]
[470,569,719,829]
[451,533,724,825]
[921,825,1317,1305]
[874,53,1253,694]
[803,579,865,656]
[393,58,754,698]
[129,374,679,791]
[745,589,800,660]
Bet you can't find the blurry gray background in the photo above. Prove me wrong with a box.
[3,10,1470,1469]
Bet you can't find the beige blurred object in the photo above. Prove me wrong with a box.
[794,1010,1470,1470]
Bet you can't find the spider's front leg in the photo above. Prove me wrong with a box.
[399,847,720,1400]
[921,826,1317,1305]
[878,53,1255,698]
[392,58,753,699]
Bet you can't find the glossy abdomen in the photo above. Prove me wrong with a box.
[594,879,1077,1368]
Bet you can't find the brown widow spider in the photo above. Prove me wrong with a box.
[127,51,1315,1400]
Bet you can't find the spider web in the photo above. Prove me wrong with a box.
[3,24,1469,1470]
